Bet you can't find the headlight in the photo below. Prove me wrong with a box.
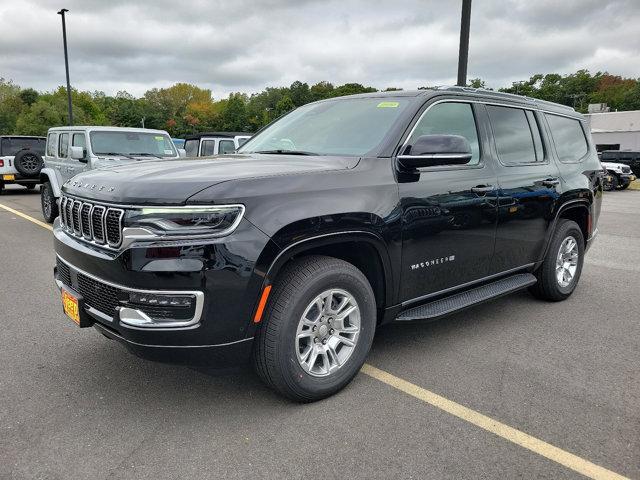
[123,205,244,238]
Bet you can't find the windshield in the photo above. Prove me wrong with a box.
[239,97,410,156]
[90,131,177,157]
[0,137,45,156]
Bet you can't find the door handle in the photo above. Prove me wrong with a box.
[542,178,560,187]
[471,185,494,193]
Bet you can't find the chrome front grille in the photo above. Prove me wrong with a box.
[59,195,124,248]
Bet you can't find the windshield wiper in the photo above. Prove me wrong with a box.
[98,152,136,160]
[253,149,318,156]
[129,153,163,158]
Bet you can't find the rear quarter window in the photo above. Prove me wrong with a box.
[545,114,589,163]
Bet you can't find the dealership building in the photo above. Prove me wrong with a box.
[585,108,640,152]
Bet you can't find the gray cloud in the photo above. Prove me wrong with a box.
[2,0,639,98]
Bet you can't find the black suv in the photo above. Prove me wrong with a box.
[53,87,602,401]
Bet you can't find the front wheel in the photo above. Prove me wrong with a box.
[529,219,584,301]
[253,255,376,402]
[41,182,58,223]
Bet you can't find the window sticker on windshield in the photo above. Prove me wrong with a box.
[377,101,399,108]
[155,136,164,141]
[164,149,173,155]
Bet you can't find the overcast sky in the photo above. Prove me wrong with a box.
[3,0,640,99]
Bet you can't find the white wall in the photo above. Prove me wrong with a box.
[591,131,640,151]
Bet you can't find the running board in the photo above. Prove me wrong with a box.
[396,273,537,321]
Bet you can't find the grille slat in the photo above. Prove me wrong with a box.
[71,201,81,234]
[60,195,123,249]
[91,206,106,243]
[81,204,92,238]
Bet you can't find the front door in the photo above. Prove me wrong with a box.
[483,105,562,273]
[398,101,499,302]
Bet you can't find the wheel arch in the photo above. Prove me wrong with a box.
[540,200,591,262]
[39,168,62,197]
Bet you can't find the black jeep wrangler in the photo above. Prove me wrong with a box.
[53,87,602,401]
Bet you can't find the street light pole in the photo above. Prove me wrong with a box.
[57,8,73,126]
[456,0,472,87]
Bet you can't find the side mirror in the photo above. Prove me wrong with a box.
[177,148,186,158]
[70,146,87,162]
[398,134,472,170]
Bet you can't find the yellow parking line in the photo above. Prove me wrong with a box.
[361,364,629,480]
[0,203,629,480]
[0,203,52,231]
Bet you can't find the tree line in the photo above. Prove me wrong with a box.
[1,70,639,138]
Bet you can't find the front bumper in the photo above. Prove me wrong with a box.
[52,216,277,366]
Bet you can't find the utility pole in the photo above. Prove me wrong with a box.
[57,8,73,125]
[456,0,472,87]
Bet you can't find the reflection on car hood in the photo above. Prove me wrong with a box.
[62,153,358,204]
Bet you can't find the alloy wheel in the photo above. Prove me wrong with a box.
[295,288,360,377]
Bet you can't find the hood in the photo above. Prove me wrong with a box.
[601,161,627,170]
[62,153,358,204]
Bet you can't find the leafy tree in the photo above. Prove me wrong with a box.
[275,95,295,116]
[19,88,39,106]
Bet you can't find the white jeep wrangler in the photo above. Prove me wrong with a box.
[0,136,46,193]
[40,126,184,222]
[600,160,636,191]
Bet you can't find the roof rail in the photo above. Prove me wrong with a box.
[433,85,575,112]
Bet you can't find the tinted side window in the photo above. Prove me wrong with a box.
[486,106,537,165]
[58,133,69,158]
[184,139,199,157]
[47,133,57,156]
[546,114,588,163]
[219,140,235,154]
[409,102,480,165]
[201,140,216,156]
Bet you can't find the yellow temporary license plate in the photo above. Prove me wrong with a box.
[2,174,15,181]
[62,289,80,325]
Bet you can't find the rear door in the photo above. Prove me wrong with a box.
[485,105,562,273]
[398,100,499,302]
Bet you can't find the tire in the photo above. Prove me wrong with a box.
[41,181,58,223]
[603,174,618,191]
[253,255,376,402]
[529,219,584,302]
[13,150,43,178]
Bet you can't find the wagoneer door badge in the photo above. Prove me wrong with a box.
[411,255,455,270]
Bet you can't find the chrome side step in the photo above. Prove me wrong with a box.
[396,273,537,321]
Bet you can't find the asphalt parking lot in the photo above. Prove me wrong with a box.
[0,185,638,480]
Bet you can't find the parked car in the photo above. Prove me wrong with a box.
[0,135,46,193]
[51,87,602,402]
[599,159,636,190]
[600,150,640,177]
[183,132,252,157]
[40,126,183,222]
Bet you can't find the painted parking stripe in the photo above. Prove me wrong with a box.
[361,364,629,480]
[0,203,53,231]
[0,202,629,480]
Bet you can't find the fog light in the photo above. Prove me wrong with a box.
[126,292,195,308]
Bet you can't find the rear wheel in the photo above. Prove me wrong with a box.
[253,255,376,402]
[41,182,58,223]
[529,219,584,301]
